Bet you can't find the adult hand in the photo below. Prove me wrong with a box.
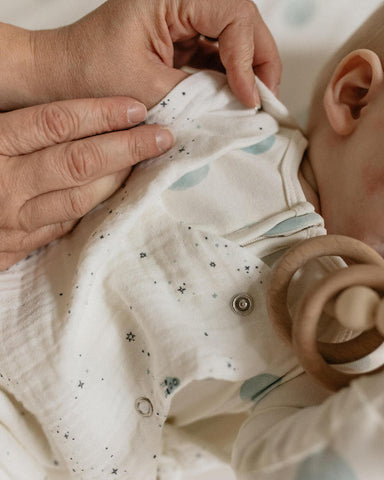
[0,97,174,271]
[26,0,281,110]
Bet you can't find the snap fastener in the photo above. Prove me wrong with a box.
[135,397,153,417]
[231,293,254,315]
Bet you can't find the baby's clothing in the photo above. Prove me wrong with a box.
[0,72,383,480]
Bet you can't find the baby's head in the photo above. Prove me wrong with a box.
[305,5,384,256]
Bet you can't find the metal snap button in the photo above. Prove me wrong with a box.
[135,397,153,417]
[231,293,254,316]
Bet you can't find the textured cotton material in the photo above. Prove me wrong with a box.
[0,72,382,480]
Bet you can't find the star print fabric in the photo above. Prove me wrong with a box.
[0,71,378,480]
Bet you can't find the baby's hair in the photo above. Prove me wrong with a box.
[308,4,384,132]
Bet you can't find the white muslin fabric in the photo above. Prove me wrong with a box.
[0,72,382,480]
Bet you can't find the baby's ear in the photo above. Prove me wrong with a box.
[324,49,383,135]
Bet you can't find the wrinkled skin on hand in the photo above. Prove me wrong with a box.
[0,97,173,271]
[32,0,281,109]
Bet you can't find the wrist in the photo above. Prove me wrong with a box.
[0,23,38,110]
[30,26,82,105]
[0,23,79,110]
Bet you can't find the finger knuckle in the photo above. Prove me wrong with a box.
[127,134,148,163]
[95,99,119,133]
[0,212,17,231]
[65,140,103,183]
[67,188,91,219]
[55,222,74,238]
[0,191,18,230]
[222,43,253,69]
[18,231,35,251]
[17,209,36,233]
[0,127,12,154]
[0,167,11,206]
[238,0,257,18]
[37,103,79,144]
[0,228,27,254]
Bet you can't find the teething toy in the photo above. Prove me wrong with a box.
[376,300,384,336]
[334,286,380,331]
[267,234,384,391]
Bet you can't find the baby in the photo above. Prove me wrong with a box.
[1,5,384,480]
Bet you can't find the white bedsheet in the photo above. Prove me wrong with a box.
[256,0,383,125]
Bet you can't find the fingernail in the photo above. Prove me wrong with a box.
[127,102,147,123]
[272,84,280,97]
[253,83,261,110]
[156,128,174,153]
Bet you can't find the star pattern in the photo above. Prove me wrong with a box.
[126,332,136,342]
[8,75,290,480]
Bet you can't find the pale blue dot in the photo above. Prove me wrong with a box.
[284,0,316,27]
[264,212,323,237]
[168,164,210,191]
[296,447,357,480]
[242,135,276,155]
[240,374,282,402]
[212,293,218,298]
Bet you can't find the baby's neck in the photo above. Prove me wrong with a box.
[298,154,321,214]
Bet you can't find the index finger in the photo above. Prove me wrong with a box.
[175,0,281,107]
[0,97,148,156]
[218,4,282,107]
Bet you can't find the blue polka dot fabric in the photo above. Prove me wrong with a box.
[283,0,316,27]
[241,135,276,155]
[169,164,210,191]
[296,447,357,480]
[240,373,282,404]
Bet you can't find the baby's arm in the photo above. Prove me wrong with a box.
[232,371,384,479]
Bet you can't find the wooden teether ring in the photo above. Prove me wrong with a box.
[267,235,384,342]
[267,234,384,390]
[293,264,384,391]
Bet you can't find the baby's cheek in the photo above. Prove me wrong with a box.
[361,164,384,197]
[345,210,384,257]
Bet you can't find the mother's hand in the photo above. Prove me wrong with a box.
[27,0,281,110]
[0,96,173,271]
